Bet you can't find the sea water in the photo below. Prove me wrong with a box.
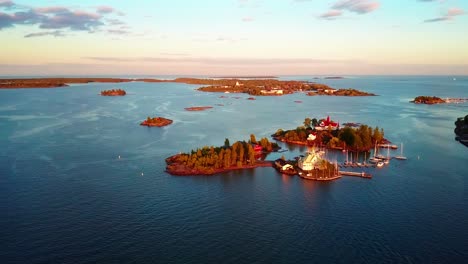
[1,76,467,263]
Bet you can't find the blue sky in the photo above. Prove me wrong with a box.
[1,0,467,75]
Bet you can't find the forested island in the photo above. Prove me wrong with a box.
[307,88,375,96]
[0,77,376,97]
[412,96,445,104]
[165,135,280,175]
[100,89,126,96]
[455,115,468,147]
[273,117,386,152]
[140,117,173,127]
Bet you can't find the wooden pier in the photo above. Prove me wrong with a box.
[339,171,372,179]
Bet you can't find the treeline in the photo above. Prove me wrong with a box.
[273,118,384,151]
[166,136,279,174]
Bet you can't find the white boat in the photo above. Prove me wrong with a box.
[395,143,407,160]
[369,157,381,163]
[376,161,384,168]
[384,147,390,164]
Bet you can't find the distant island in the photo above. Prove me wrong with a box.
[455,115,468,147]
[210,76,278,79]
[184,106,213,111]
[100,89,126,96]
[272,116,386,152]
[0,77,376,97]
[165,135,280,175]
[140,117,173,127]
[412,96,445,104]
[324,76,345,79]
[0,78,132,89]
[307,88,375,96]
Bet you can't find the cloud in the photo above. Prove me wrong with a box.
[0,1,127,36]
[83,56,359,66]
[96,6,114,14]
[24,30,65,38]
[106,18,124,25]
[0,0,14,8]
[242,16,254,22]
[107,29,129,35]
[332,0,380,14]
[319,10,342,19]
[424,7,464,23]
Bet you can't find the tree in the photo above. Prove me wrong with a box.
[339,127,356,147]
[304,117,311,128]
[250,134,257,144]
[224,138,230,148]
[311,118,318,127]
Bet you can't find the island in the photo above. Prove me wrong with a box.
[307,88,375,96]
[411,96,446,104]
[0,77,376,97]
[140,117,173,127]
[165,135,280,175]
[0,78,132,88]
[272,116,386,152]
[184,106,213,111]
[100,89,126,96]
[455,115,468,147]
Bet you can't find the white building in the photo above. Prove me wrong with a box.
[298,151,322,171]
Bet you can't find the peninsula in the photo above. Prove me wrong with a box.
[165,136,279,175]
[101,89,126,96]
[140,117,173,127]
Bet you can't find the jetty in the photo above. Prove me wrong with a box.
[339,171,372,179]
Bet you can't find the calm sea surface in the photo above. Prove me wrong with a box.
[1,76,467,263]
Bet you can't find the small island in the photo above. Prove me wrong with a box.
[184,106,213,111]
[100,89,126,96]
[412,96,445,104]
[166,135,280,175]
[455,115,468,147]
[140,117,173,127]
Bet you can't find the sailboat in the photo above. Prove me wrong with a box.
[369,142,382,163]
[395,143,407,160]
[383,147,390,164]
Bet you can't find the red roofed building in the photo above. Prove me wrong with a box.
[315,116,339,131]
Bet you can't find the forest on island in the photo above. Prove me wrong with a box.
[166,135,279,174]
[273,118,385,152]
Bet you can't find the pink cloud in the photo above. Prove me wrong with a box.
[242,17,254,22]
[332,0,380,14]
[319,10,342,19]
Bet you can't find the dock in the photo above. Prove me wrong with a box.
[339,171,372,179]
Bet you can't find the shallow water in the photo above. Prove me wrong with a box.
[1,76,467,263]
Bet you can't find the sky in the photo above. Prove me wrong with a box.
[1,0,467,76]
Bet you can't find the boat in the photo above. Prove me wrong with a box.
[395,142,407,160]
[383,147,390,164]
[376,161,384,168]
